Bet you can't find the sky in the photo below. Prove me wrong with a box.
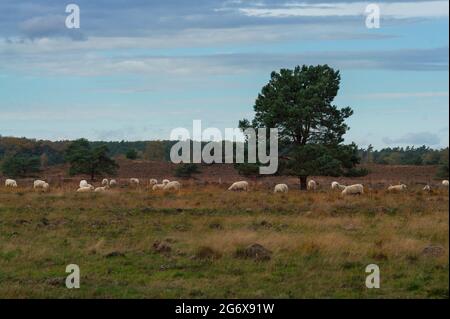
[0,0,448,149]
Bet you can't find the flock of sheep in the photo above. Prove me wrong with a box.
[3,177,450,196]
[76,178,182,192]
[270,180,367,196]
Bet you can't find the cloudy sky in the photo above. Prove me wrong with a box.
[0,0,448,149]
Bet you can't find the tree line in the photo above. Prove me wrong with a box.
[358,145,448,166]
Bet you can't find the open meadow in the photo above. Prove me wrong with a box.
[0,180,448,298]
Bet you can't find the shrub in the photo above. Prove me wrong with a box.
[174,163,200,178]
[344,167,369,177]
[435,162,449,179]
[1,154,41,177]
[125,149,138,160]
[235,163,259,176]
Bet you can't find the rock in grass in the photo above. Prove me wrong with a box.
[45,277,65,286]
[104,251,126,258]
[422,245,445,258]
[235,243,272,261]
[209,222,223,230]
[194,246,222,260]
[153,240,171,253]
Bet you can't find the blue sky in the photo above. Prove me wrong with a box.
[0,0,448,149]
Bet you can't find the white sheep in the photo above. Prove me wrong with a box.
[152,183,165,191]
[149,179,158,186]
[341,184,364,196]
[130,178,140,186]
[5,179,17,188]
[307,180,317,191]
[331,181,346,190]
[94,186,109,193]
[387,184,407,192]
[423,185,431,192]
[33,180,46,189]
[442,180,449,187]
[274,184,288,193]
[228,181,249,192]
[79,180,88,188]
[77,186,93,193]
[162,179,170,184]
[163,181,181,191]
[109,179,118,187]
[102,178,109,186]
[34,180,50,192]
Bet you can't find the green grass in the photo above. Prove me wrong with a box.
[0,186,448,298]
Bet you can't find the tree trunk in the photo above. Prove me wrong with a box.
[299,176,308,190]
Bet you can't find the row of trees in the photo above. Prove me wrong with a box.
[2,134,447,167]
[359,145,448,166]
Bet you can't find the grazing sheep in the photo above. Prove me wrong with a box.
[149,179,158,186]
[387,184,407,192]
[423,185,431,192]
[109,179,117,187]
[163,181,181,191]
[94,186,108,193]
[77,186,93,193]
[80,180,88,188]
[42,182,50,192]
[228,181,249,192]
[443,180,449,187]
[82,184,94,191]
[341,184,364,196]
[130,178,140,186]
[331,181,346,190]
[33,180,46,189]
[102,178,109,186]
[5,179,17,188]
[162,179,170,185]
[274,184,288,193]
[152,183,165,191]
[34,180,50,192]
[307,180,317,191]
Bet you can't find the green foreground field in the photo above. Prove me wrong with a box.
[0,186,448,298]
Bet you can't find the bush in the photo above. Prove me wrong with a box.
[174,163,200,178]
[435,162,449,179]
[235,163,259,176]
[1,154,41,177]
[344,167,369,177]
[125,149,138,160]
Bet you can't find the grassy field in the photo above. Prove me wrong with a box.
[0,185,448,298]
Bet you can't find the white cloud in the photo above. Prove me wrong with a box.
[238,1,449,18]
[382,131,441,145]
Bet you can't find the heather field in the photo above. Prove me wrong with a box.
[0,183,448,298]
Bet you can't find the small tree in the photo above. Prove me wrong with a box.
[126,149,138,160]
[174,163,200,178]
[435,161,449,179]
[235,163,260,177]
[144,141,166,161]
[1,154,41,177]
[65,139,118,180]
